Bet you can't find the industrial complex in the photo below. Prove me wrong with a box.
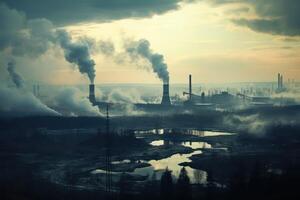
[87,73,297,114]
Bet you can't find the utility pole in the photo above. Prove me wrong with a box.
[105,104,112,196]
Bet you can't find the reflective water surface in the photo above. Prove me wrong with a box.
[135,129,234,137]
[93,129,233,184]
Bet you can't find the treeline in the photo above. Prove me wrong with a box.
[118,163,300,200]
[1,161,300,200]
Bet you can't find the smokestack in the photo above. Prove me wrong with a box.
[161,82,171,106]
[37,84,40,97]
[89,84,96,104]
[278,73,281,90]
[189,74,192,101]
[280,74,283,89]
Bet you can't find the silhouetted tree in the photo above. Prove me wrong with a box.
[160,168,174,200]
[248,161,265,199]
[229,161,247,200]
[118,172,128,200]
[142,172,159,200]
[176,167,191,200]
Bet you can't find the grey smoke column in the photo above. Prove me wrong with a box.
[7,61,24,88]
[56,30,96,83]
[126,39,171,105]
[127,39,169,83]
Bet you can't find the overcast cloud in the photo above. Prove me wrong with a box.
[0,0,182,25]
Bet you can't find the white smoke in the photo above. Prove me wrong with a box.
[0,61,60,117]
[105,88,145,104]
[223,114,267,136]
[50,87,102,117]
[223,113,299,136]
[0,86,60,117]
[271,89,300,104]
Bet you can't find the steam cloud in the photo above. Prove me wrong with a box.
[7,61,24,88]
[98,40,115,56]
[0,87,60,117]
[0,62,60,117]
[56,30,96,83]
[105,89,145,104]
[51,87,102,116]
[223,112,300,136]
[126,39,169,83]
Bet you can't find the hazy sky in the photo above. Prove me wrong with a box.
[1,0,300,84]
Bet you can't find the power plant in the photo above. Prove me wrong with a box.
[89,79,173,113]
[87,72,296,113]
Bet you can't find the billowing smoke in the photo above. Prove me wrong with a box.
[223,114,267,136]
[77,37,115,57]
[56,30,96,83]
[0,3,55,57]
[50,87,102,116]
[0,87,60,117]
[126,39,169,83]
[7,61,24,88]
[105,89,145,104]
[223,112,300,136]
[0,62,60,117]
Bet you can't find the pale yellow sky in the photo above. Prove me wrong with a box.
[54,1,300,84]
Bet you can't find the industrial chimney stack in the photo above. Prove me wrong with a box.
[161,82,171,106]
[189,74,192,101]
[277,73,284,91]
[89,84,96,104]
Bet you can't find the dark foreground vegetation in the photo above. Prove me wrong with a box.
[1,106,300,200]
[1,158,300,200]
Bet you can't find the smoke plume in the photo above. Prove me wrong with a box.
[56,30,96,83]
[126,39,169,83]
[105,88,145,104]
[0,3,55,57]
[0,62,60,117]
[98,40,115,56]
[223,114,267,136]
[7,61,24,88]
[0,87,60,117]
[223,112,300,136]
[51,87,102,116]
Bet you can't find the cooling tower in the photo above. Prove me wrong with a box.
[161,82,171,106]
[89,84,96,104]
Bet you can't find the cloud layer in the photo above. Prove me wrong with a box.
[1,0,182,25]
[2,0,299,37]
[207,0,300,36]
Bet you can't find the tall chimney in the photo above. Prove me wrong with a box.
[189,74,192,101]
[89,84,96,104]
[278,73,281,90]
[280,74,283,89]
[161,82,171,106]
